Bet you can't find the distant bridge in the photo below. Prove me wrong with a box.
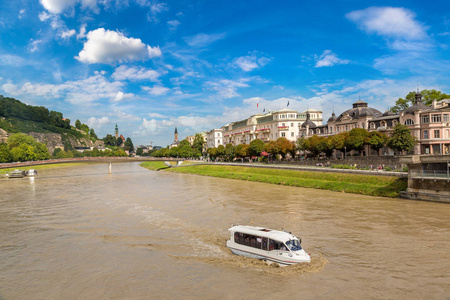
[0,157,185,169]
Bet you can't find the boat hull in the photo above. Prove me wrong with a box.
[227,245,310,267]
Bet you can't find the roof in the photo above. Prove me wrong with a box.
[228,225,299,242]
[336,100,382,121]
[403,102,429,115]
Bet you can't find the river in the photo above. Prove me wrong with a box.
[0,162,449,299]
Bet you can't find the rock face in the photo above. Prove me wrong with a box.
[28,132,104,154]
[0,129,104,154]
[0,128,8,143]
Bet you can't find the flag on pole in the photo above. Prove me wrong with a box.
[257,103,259,108]
[287,101,290,107]
[263,108,265,112]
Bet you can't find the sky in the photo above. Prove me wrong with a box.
[1,0,450,147]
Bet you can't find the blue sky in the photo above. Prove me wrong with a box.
[1,1,450,146]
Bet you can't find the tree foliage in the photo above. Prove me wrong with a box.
[388,124,416,153]
[249,139,265,157]
[390,89,450,113]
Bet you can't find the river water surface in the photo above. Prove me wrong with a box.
[1,162,449,299]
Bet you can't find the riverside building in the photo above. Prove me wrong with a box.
[221,109,323,146]
[300,91,450,155]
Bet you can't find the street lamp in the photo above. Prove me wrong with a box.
[344,146,347,160]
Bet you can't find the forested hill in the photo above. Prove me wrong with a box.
[0,95,103,154]
[0,95,71,133]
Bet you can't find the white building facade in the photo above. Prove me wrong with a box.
[206,128,223,148]
[221,109,323,146]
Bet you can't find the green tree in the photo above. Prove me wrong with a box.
[249,139,265,157]
[192,133,205,154]
[224,143,236,161]
[0,143,12,163]
[346,128,369,153]
[75,119,82,129]
[124,137,134,152]
[89,128,98,139]
[116,136,123,147]
[235,144,249,158]
[390,89,450,113]
[103,134,116,146]
[80,123,90,133]
[136,147,144,156]
[367,131,388,154]
[217,145,225,158]
[179,139,191,147]
[388,124,416,154]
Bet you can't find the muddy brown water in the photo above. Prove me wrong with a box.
[0,162,449,299]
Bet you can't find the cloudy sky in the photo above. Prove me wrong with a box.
[1,1,450,146]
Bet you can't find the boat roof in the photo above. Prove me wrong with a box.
[228,225,299,242]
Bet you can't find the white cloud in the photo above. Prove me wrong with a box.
[18,9,26,19]
[148,112,168,118]
[168,20,180,31]
[87,116,110,128]
[60,29,76,39]
[39,11,51,21]
[346,7,426,40]
[28,39,42,52]
[234,52,271,72]
[206,78,250,98]
[112,65,161,81]
[143,85,170,95]
[0,55,28,66]
[75,28,161,64]
[77,24,87,39]
[1,73,125,105]
[146,2,168,23]
[184,33,226,48]
[40,0,77,14]
[315,50,349,67]
[112,91,134,102]
[40,0,98,14]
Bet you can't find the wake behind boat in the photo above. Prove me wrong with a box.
[226,225,311,267]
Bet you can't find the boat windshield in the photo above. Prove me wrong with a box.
[285,239,302,251]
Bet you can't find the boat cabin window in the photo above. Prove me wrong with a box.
[268,239,286,251]
[234,232,268,250]
[285,239,302,251]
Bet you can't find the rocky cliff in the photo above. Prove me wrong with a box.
[0,129,104,154]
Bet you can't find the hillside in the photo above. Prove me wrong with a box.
[0,95,103,153]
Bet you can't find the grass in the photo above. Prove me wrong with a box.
[140,161,171,171]
[141,163,407,198]
[0,162,88,172]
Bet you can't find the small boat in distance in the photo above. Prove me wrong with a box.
[26,169,38,176]
[8,169,26,178]
[226,225,311,267]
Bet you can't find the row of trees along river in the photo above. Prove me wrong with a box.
[151,124,415,161]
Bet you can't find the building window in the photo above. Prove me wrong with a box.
[370,123,375,129]
[424,130,428,139]
[291,132,294,137]
[281,132,285,137]
[345,125,348,131]
[434,130,440,139]
[405,119,414,125]
[291,123,294,127]
[282,123,285,126]
[421,115,429,124]
[431,114,441,123]
[443,114,449,122]
[392,120,397,126]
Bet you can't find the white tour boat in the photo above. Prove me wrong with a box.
[226,225,311,266]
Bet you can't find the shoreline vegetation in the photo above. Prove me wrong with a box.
[140,161,407,198]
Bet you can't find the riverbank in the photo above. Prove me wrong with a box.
[140,162,407,198]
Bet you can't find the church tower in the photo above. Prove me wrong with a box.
[115,124,119,138]
[174,127,178,143]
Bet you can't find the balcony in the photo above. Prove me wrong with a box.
[277,126,289,130]
[257,128,270,133]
